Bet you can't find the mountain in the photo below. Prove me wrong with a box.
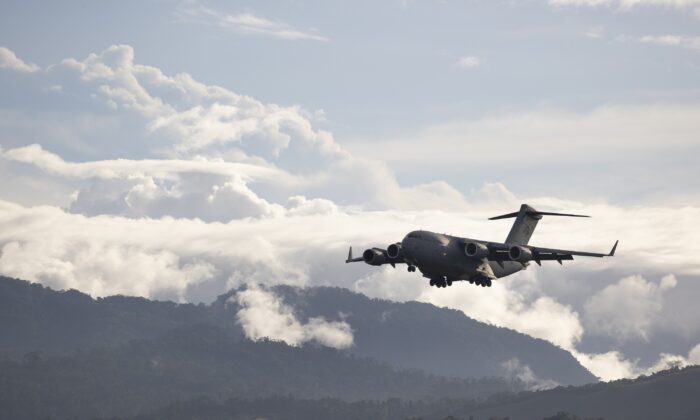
[131,366,700,420]
[0,276,595,386]
[225,285,596,385]
[0,324,520,419]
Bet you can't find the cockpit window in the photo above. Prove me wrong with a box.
[407,232,421,239]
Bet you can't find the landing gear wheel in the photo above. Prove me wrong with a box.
[429,278,435,286]
[486,279,492,287]
[446,279,453,287]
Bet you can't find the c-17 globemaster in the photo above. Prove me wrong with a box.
[346,204,617,288]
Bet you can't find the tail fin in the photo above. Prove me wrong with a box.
[489,204,589,245]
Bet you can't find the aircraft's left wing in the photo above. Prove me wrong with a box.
[487,240,618,265]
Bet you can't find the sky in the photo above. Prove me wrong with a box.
[1,0,700,383]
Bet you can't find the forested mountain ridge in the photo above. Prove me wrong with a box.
[0,323,521,419]
[129,366,700,420]
[2,277,699,420]
[0,276,595,386]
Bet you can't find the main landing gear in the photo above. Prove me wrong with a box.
[429,276,453,288]
[468,278,492,288]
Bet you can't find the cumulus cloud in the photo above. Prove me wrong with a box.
[584,274,677,341]
[175,0,329,42]
[234,285,353,349]
[51,44,341,161]
[0,47,40,73]
[0,45,480,213]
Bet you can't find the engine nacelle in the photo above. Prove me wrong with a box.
[363,248,388,266]
[509,245,534,262]
[464,242,490,258]
[387,243,403,260]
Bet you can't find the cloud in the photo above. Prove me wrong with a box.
[502,358,560,390]
[585,26,605,39]
[0,47,40,73]
[583,274,677,341]
[639,35,700,50]
[348,103,700,204]
[234,285,353,349]
[549,0,700,9]
[458,55,481,69]
[175,0,329,42]
[0,45,477,213]
[50,44,341,161]
[352,104,700,168]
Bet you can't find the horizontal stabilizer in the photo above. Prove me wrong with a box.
[489,210,590,220]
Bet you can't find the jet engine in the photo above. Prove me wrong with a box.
[363,248,388,266]
[508,245,533,262]
[464,242,490,258]
[387,243,403,260]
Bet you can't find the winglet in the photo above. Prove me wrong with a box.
[609,240,618,257]
[346,246,364,263]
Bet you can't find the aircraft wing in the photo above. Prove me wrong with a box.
[487,240,618,264]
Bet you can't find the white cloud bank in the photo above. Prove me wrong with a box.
[234,285,353,349]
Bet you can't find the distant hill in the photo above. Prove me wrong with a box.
[0,276,595,386]
[226,285,596,385]
[130,366,700,420]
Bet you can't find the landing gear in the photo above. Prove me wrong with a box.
[407,265,416,272]
[471,277,492,287]
[429,276,451,288]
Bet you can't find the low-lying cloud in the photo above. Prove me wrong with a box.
[234,285,353,349]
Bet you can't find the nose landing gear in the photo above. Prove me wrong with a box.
[407,265,416,272]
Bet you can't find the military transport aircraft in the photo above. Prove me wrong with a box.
[346,204,617,288]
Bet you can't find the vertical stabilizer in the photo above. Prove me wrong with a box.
[503,204,541,245]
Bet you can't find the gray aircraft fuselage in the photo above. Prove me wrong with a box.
[401,231,522,281]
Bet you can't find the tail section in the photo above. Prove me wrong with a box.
[489,204,589,245]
